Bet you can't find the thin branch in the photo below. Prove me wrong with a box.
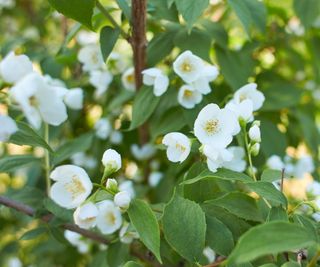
[96,1,130,41]
[203,257,226,267]
[0,195,109,244]
[280,168,285,192]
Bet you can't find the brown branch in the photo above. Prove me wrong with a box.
[0,195,109,244]
[203,256,226,267]
[280,168,285,192]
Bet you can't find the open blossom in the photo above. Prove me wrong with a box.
[131,143,156,161]
[108,52,127,74]
[64,88,84,110]
[96,200,122,234]
[0,115,18,142]
[266,155,284,170]
[233,83,265,111]
[78,44,104,71]
[73,202,98,229]
[192,65,219,95]
[119,180,135,198]
[294,155,314,178]
[114,191,132,210]
[173,50,204,83]
[178,84,203,109]
[162,132,191,163]
[148,171,163,187]
[225,99,253,123]
[194,104,239,147]
[0,51,33,83]
[50,165,92,209]
[119,222,139,244]
[76,30,98,46]
[102,149,122,173]
[121,67,135,91]
[222,146,246,172]
[64,230,90,254]
[94,118,111,140]
[142,68,169,96]
[249,124,261,143]
[89,70,113,97]
[10,72,68,129]
[203,145,233,172]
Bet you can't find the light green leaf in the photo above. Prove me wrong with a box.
[89,251,108,267]
[261,169,282,183]
[9,121,53,152]
[200,19,228,47]
[48,0,95,29]
[245,181,287,207]
[293,0,320,28]
[129,86,160,130]
[100,26,120,61]
[174,0,209,28]
[123,262,143,267]
[203,192,263,222]
[128,199,161,263]
[267,207,288,222]
[116,0,131,21]
[228,0,267,37]
[43,198,73,222]
[162,192,206,262]
[228,222,316,264]
[281,262,301,267]
[0,155,40,173]
[52,132,94,165]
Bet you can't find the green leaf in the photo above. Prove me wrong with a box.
[228,222,316,264]
[292,214,319,242]
[43,198,73,222]
[48,0,95,29]
[200,19,228,48]
[127,199,161,263]
[206,215,234,256]
[0,155,40,173]
[9,121,53,152]
[267,207,288,222]
[181,168,252,185]
[129,86,160,130]
[228,0,267,37]
[116,0,131,21]
[52,132,94,165]
[123,262,143,267]
[148,0,179,22]
[245,181,287,207]
[259,265,277,267]
[174,0,209,28]
[162,192,206,262]
[20,227,47,240]
[293,0,320,28]
[100,26,120,61]
[281,262,301,267]
[89,251,108,267]
[203,192,263,222]
[261,169,282,183]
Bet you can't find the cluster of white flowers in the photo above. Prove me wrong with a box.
[0,51,83,129]
[0,0,15,10]
[162,76,265,173]
[94,117,123,144]
[49,149,137,244]
[142,68,169,96]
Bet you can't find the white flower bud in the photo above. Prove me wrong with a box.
[251,143,260,156]
[249,124,261,143]
[106,178,118,193]
[114,191,131,210]
[102,149,122,175]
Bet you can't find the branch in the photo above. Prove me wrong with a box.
[0,195,109,244]
[203,256,226,267]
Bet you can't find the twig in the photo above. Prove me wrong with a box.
[203,257,226,267]
[280,168,285,192]
[307,250,320,267]
[0,195,109,244]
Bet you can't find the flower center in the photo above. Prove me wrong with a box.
[105,211,116,225]
[126,74,134,83]
[239,93,247,102]
[29,96,38,107]
[183,89,193,98]
[175,143,186,153]
[203,119,220,135]
[64,176,86,199]
[181,61,192,72]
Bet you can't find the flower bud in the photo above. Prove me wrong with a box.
[249,124,261,143]
[114,191,131,211]
[251,143,260,156]
[102,149,121,177]
[106,178,118,193]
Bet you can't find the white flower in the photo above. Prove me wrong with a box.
[225,99,253,123]
[142,68,169,96]
[64,88,83,110]
[96,200,122,234]
[110,130,123,144]
[0,0,15,9]
[249,124,261,143]
[121,67,135,91]
[203,247,216,264]
[108,52,127,74]
[10,72,67,129]
[7,257,22,267]
[89,70,113,97]
[0,115,18,142]
[76,30,98,46]
[177,84,203,109]
[94,118,111,140]
[266,155,284,170]
[294,155,314,179]
[73,202,98,229]
[131,143,156,161]
[203,144,233,172]
[162,132,191,163]
[222,146,246,172]
[43,74,66,87]
[148,171,163,187]
[50,165,92,209]
[0,51,33,83]
[194,104,239,147]
[78,44,104,71]
[233,83,265,111]
[119,222,139,244]
[64,230,90,254]
[192,65,219,95]
[114,191,132,210]
[119,180,135,198]
[102,149,122,173]
[71,152,97,169]
[106,178,118,192]
[307,181,320,196]
[173,50,204,83]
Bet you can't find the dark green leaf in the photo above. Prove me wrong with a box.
[293,0,320,28]
[116,0,131,21]
[43,198,73,222]
[0,155,40,173]
[100,26,120,61]
[20,227,47,240]
[267,207,288,222]
[123,262,143,267]
[261,169,282,183]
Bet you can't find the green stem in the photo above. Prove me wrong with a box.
[96,1,130,40]
[44,123,50,195]
[241,124,256,181]
[307,250,320,267]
